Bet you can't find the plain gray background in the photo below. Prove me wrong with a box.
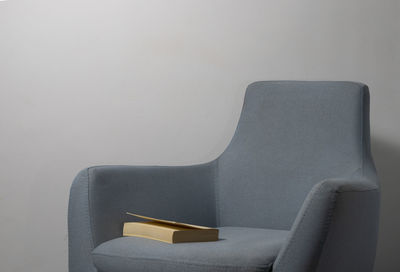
[0,1,399,271]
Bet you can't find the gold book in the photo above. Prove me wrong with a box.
[123,212,219,244]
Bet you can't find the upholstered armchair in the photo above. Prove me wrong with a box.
[68,81,379,272]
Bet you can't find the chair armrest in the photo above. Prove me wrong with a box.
[68,162,217,272]
[273,178,379,272]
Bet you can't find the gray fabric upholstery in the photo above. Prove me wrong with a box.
[68,81,379,272]
[68,163,217,272]
[273,179,379,272]
[217,81,372,230]
[92,227,289,272]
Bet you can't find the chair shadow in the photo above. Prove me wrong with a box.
[371,136,400,272]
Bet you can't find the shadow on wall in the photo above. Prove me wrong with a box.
[372,136,400,272]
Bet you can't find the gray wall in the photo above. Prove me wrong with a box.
[0,0,399,271]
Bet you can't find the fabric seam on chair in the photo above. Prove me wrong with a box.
[336,187,378,193]
[87,167,96,250]
[360,87,365,177]
[92,252,274,270]
[314,191,339,270]
[215,158,220,227]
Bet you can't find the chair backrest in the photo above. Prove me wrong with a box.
[216,81,373,229]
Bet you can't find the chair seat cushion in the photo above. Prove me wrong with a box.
[92,227,289,272]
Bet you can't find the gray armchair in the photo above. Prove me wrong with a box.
[68,81,379,272]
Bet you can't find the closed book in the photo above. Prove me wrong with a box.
[123,212,219,244]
